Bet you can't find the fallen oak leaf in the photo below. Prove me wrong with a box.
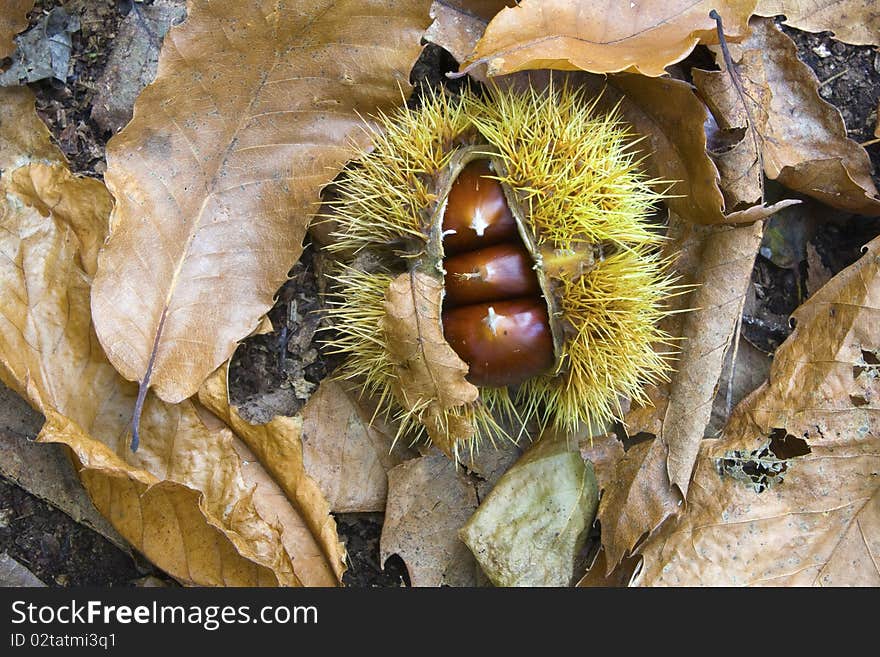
[755,0,880,47]
[89,0,433,446]
[0,0,33,59]
[635,242,880,585]
[460,0,756,78]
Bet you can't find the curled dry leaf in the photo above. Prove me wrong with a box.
[382,271,479,457]
[0,86,326,586]
[635,236,880,585]
[198,366,346,586]
[380,452,480,587]
[609,214,764,570]
[602,73,797,224]
[462,0,756,77]
[90,0,432,434]
[717,18,880,215]
[755,0,880,46]
[424,0,512,80]
[460,427,599,586]
[0,0,33,59]
[298,379,417,513]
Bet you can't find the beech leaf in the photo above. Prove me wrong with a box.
[382,271,479,457]
[460,427,599,587]
[380,452,480,587]
[755,0,880,46]
[716,18,880,214]
[298,379,418,513]
[198,366,347,586]
[89,0,432,442]
[0,86,329,586]
[462,0,756,78]
[635,236,880,585]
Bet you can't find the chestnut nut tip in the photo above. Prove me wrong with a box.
[442,298,554,388]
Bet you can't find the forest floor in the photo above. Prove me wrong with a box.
[0,0,878,587]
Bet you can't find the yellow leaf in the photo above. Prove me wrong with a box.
[0,86,329,587]
[299,379,417,513]
[198,366,347,585]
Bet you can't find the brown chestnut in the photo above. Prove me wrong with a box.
[442,159,517,255]
[441,298,554,387]
[444,243,541,308]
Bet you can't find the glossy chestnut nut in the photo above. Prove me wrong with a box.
[442,298,554,387]
[444,243,541,308]
[442,159,517,255]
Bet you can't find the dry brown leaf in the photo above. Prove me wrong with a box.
[383,271,479,457]
[589,72,797,225]
[716,18,880,215]
[460,427,599,586]
[0,86,325,586]
[579,431,625,492]
[0,0,33,59]
[90,0,433,429]
[424,0,512,80]
[380,451,480,587]
[755,0,880,46]
[607,215,764,569]
[577,549,640,587]
[198,367,346,586]
[693,67,765,209]
[462,0,756,77]
[298,379,417,513]
[0,382,128,552]
[595,440,682,572]
[636,237,880,585]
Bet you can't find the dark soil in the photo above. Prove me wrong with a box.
[2,3,879,588]
[0,478,163,586]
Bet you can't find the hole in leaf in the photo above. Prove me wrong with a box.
[850,394,869,407]
[716,429,811,493]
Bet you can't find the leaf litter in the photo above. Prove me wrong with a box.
[5,0,880,588]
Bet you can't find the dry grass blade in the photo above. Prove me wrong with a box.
[89,0,432,446]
